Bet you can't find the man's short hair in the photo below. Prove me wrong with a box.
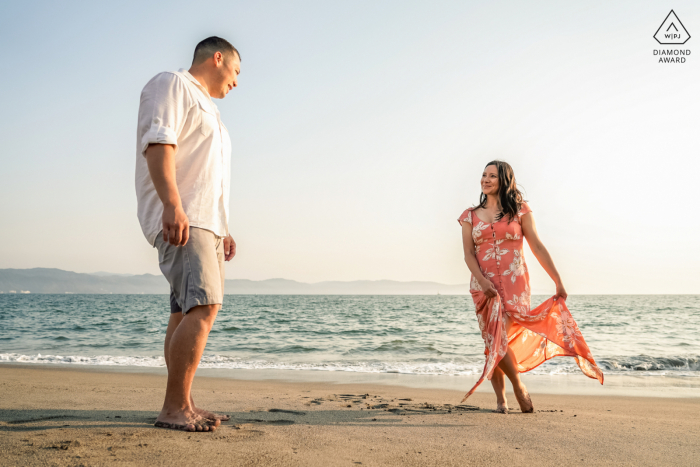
[192,36,240,65]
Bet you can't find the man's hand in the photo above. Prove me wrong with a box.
[163,204,190,246]
[224,234,236,261]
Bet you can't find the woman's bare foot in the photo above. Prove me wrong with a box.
[155,408,220,432]
[514,386,534,413]
[495,402,509,414]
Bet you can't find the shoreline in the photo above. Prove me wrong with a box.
[1,365,699,466]
[2,362,700,399]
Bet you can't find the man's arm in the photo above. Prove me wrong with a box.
[145,143,189,246]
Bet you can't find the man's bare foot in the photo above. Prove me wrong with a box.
[514,386,534,413]
[194,406,230,422]
[190,396,230,421]
[154,420,216,432]
[155,408,220,432]
[495,402,509,414]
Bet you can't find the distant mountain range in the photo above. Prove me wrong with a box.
[0,268,469,295]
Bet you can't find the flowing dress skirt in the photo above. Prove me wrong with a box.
[462,292,604,402]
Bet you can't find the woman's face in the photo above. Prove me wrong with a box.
[481,165,499,196]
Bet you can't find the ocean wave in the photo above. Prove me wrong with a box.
[0,353,482,375]
[0,353,166,367]
[1,353,699,377]
[598,356,700,372]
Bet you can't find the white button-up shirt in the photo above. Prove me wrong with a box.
[135,69,232,246]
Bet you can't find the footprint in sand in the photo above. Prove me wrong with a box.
[299,393,480,415]
[239,419,296,425]
[226,426,267,439]
[304,399,324,406]
[268,409,306,415]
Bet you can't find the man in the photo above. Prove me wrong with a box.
[135,36,241,432]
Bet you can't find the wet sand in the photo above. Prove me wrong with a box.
[1,365,699,466]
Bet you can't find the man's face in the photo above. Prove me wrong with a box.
[212,53,240,99]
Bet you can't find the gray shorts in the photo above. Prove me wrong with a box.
[155,227,225,314]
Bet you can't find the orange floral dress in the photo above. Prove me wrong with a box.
[458,204,603,402]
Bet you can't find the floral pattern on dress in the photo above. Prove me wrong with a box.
[503,249,526,284]
[457,204,603,401]
[506,287,531,315]
[554,308,584,350]
[471,221,489,245]
[482,240,509,262]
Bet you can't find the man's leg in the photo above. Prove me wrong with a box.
[164,311,183,368]
[157,304,220,431]
[164,308,229,421]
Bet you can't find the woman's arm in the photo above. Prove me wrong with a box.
[462,222,498,298]
[520,212,568,300]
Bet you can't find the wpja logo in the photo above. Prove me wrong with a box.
[653,10,691,63]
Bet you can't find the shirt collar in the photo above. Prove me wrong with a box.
[178,68,211,98]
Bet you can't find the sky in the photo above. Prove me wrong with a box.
[0,0,698,294]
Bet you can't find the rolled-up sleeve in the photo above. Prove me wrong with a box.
[138,72,192,157]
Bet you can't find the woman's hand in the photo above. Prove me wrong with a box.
[554,283,568,302]
[479,278,498,299]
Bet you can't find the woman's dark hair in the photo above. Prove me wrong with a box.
[475,160,524,223]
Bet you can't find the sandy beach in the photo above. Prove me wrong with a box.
[0,365,698,466]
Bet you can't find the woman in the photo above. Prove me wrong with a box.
[459,160,603,413]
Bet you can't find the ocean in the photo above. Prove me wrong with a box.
[2,294,699,384]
